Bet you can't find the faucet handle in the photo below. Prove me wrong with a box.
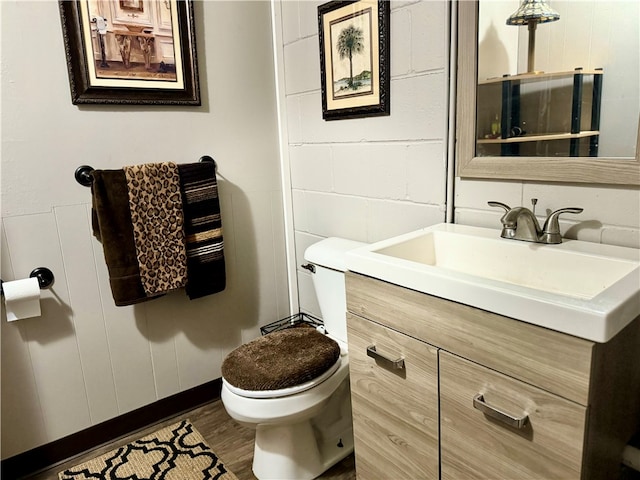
[488,201,510,213]
[552,207,584,215]
[488,201,516,239]
[541,207,584,244]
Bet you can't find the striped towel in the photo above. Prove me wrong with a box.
[178,162,226,299]
[123,162,188,296]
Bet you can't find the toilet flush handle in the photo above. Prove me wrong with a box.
[301,263,316,273]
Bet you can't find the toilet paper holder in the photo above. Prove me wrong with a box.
[0,267,55,297]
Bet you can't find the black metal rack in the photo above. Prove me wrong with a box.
[477,68,604,157]
[260,312,324,336]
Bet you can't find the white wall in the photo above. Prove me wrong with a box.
[534,0,639,158]
[274,0,450,316]
[477,0,518,80]
[0,1,288,458]
[454,179,640,248]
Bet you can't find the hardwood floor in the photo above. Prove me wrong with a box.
[25,399,356,480]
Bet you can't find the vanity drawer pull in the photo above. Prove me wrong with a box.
[473,393,529,429]
[367,345,405,370]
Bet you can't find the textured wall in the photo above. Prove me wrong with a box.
[275,0,639,318]
[274,0,450,316]
[454,179,640,248]
[0,1,288,458]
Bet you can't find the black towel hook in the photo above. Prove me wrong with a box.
[0,267,55,296]
[75,165,95,186]
[198,156,217,170]
[75,156,216,187]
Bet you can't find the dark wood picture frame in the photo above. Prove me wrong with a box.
[318,0,390,120]
[59,0,200,105]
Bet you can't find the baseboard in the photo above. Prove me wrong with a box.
[1,378,222,479]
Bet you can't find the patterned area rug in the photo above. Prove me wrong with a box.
[58,419,238,480]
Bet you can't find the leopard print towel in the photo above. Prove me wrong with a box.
[123,162,188,295]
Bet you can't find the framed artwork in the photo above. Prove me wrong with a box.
[318,0,390,120]
[120,0,144,12]
[58,0,200,105]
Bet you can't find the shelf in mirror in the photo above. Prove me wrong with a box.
[478,131,599,145]
[479,69,603,85]
[477,68,603,157]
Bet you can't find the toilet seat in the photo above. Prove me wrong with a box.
[223,357,341,398]
[221,326,341,395]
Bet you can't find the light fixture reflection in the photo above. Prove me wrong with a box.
[507,0,560,73]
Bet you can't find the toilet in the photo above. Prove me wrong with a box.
[220,237,364,480]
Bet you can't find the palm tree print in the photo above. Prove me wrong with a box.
[336,24,365,89]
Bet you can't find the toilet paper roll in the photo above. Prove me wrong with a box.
[3,277,41,322]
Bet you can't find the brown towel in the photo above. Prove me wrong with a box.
[178,162,226,299]
[123,162,188,296]
[91,170,155,306]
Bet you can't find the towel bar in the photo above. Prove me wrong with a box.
[0,267,55,296]
[74,156,217,187]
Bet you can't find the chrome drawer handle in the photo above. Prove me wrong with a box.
[473,394,529,429]
[366,345,405,370]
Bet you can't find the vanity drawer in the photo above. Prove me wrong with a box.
[346,272,594,405]
[347,312,439,480]
[440,351,586,480]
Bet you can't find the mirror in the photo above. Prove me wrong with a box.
[456,1,640,185]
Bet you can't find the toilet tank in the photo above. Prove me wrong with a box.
[304,237,365,344]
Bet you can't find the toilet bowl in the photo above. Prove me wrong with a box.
[220,237,365,480]
[221,346,352,480]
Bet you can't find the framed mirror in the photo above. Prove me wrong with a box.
[456,1,640,185]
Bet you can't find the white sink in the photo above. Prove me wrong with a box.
[346,223,640,342]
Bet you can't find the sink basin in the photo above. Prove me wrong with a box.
[346,223,640,342]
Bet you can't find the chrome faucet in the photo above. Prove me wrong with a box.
[488,199,583,244]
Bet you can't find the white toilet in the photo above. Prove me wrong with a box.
[220,237,364,480]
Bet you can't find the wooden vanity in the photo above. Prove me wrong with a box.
[346,272,640,479]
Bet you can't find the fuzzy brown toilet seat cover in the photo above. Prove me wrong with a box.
[221,326,341,391]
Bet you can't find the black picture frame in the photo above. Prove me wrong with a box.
[318,0,390,120]
[59,0,200,105]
